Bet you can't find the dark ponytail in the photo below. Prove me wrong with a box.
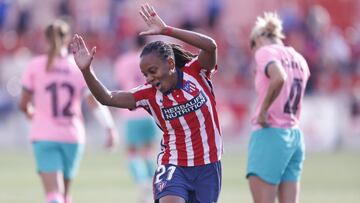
[169,43,196,68]
[140,41,195,68]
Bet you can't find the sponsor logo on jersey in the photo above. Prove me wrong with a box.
[161,91,207,120]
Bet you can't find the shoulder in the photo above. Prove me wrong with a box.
[182,57,217,79]
[255,45,279,60]
[131,84,155,100]
[130,83,154,94]
[24,55,47,73]
[183,57,200,70]
[290,48,311,76]
[182,57,203,74]
[254,46,281,70]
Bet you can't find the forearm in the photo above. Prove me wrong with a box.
[260,80,284,113]
[81,67,113,106]
[19,91,33,120]
[163,27,217,52]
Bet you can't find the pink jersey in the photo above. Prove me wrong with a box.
[21,55,87,143]
[131,58,222,166]
[114,51,150,119]
[252,44,310,129]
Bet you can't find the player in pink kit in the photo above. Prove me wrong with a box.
[71,4,222,203]
[114,36,159,203]
[246,12,310,203]
[19,20,118,203]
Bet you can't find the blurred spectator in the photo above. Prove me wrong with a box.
[207,0,222,28]
[0,0,10,30]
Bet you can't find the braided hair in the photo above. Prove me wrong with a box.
[140,41,196,68]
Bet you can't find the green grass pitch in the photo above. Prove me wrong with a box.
[0,150,359,202]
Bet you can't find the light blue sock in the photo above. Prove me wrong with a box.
[128,158,148,183]
[145,159,156,179]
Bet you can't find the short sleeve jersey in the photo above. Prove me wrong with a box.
[252,44,310,129]
[21,55,87,143]
[131,58,223,167]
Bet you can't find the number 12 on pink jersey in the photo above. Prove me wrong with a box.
[45,82,75,118]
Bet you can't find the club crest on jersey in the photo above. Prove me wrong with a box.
[161,91,207,120]
[182,80,197,93]
[156,181,167,192]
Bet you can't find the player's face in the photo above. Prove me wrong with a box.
[140,53,176,93]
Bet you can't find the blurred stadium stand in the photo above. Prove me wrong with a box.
[1,0,360,151]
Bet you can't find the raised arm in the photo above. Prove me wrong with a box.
[70,34,136,109]
[139,4,217,70]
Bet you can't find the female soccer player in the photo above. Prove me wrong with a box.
[70,4,223,203]
[19,20,118,203]
[246,12,310,203]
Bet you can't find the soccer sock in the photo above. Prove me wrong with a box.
[46,191,64,203]
[128,157,148,183]
[145,159,156,179]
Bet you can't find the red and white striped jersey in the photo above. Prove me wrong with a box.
[131,58,223,166]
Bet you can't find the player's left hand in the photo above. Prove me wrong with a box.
[139,4,167,36]
[257,111,269,128]
[70,34,96,71]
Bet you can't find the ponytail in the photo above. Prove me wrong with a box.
[45,25,60,71]
[45,20,70,71]
[169,43,196,68]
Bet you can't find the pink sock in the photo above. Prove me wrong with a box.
[46,192,64,203]
[64,195,72,203]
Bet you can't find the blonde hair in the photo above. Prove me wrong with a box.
[45,19,70,71]
[250,12,285,48]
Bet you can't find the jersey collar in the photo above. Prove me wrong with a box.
[164,67,183,95]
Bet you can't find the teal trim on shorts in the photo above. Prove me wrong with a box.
[32,141,85,179]
[246,127,305,185]
[122,117,158,147]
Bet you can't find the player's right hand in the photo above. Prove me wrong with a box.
[139,4,167,36]
[70,34,96,71]
[257,111,270,128]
